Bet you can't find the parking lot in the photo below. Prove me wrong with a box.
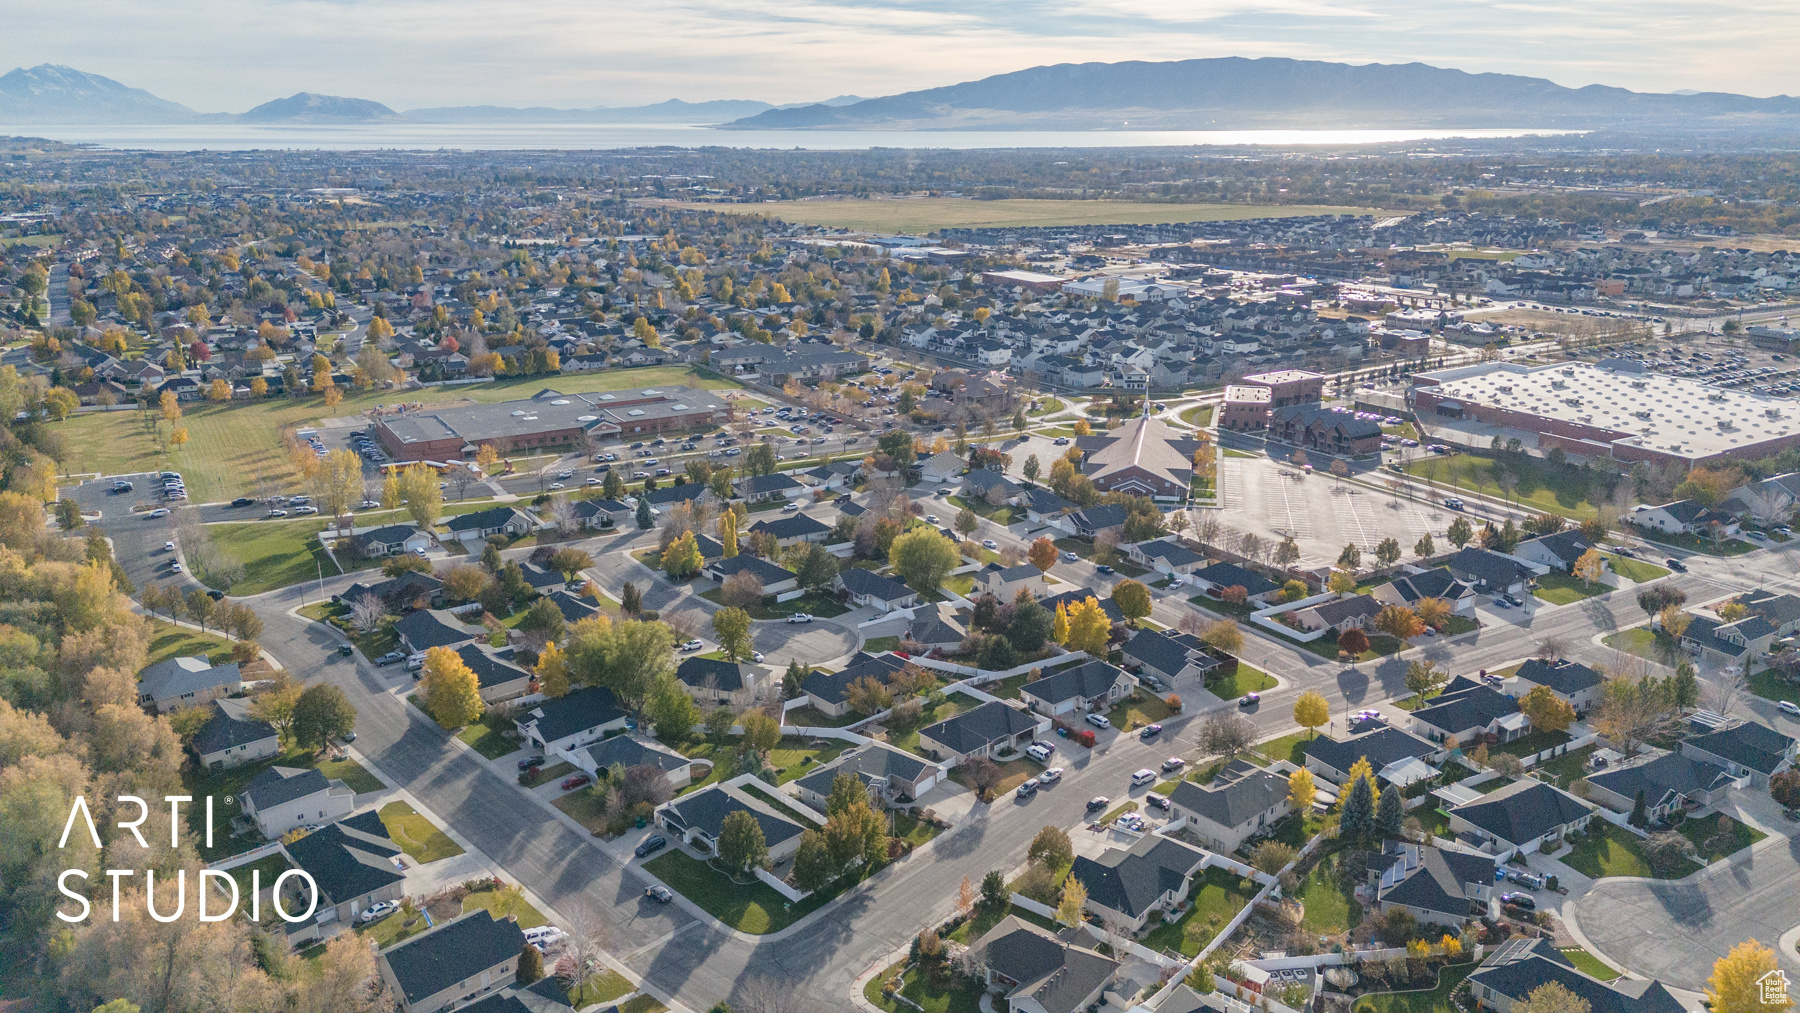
[1217,452,1459,569]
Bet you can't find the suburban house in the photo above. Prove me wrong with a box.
[835,567,921,611]
[1736,588,1800,637]
[1631,500,1741,538]
[916,700,1046,765]
[704,553,799,595]
[338,569,443,612]
[800,652,910,717]
[1119,629,1220,685]
[454,644,535,703]
[136,656,242,712]
[1068,835,1210,933]
[1037,590,1125,625]
[394,609,480,654]
[1301,725,1443,786]
[1585,750,1738,820]
[790,742,944,808]
[542,589,599,624]
[1125,539,1207,576]
[1509,658,1605,716]
[1446,780,1596,859]
[1513,529,1602,573]
[906,603,969,651]
[734,472,806,503]
[918,452,965,485]
[748,512,831,546]
[962,467,1024,504]
[977,563,1044,601]
[1291,593,1384,634]
[1408,677,1529,746]
[1022,487,1079,531]
[572,497,633,531]
[674,656,764,707]
[1165,758,1292,854]
[562,734,699,789]
[654,783,810,863]
[191,697,280,769]
[968,915,1121,1013]
[1069,503,1130,541]
[513,686,629,753]
[240,766,357,838]
[801,460,862,490]
[1680,720,1797,788]
[1016,660,1136,719]
[280,810,408,946]
[443,505,536,544]
[349,524,432,558]
[1188,561,1283,603]
[1372,567,1478,614]
[1678,613,1780,666]
[1442,547,1539,597]
[1362,842,1496,928]
[1467,937,1688,1013]
[1721,472,1800,524]
[377,909,526,1013]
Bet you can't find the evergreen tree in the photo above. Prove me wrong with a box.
[1629,788,1649,828]
[1375,778,1404,838]
[980,869,1007,910]
[517,942,545,984]
[620,581,642,614]
[784,658,806,699]
[636,495,654,529]
[1339,773,1376,840]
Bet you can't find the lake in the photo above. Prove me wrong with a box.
[1,122,1579,152]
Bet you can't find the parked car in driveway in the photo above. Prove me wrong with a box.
[635,834,668,857]
[559,774,591,790]
[645,885,673,903]
[1500,892,1536,910]
[357,900,400,924]
[376,650,405,666]
[518,755,544,770]
[1085,713,1111,729]
[1026,742,1053,761]
[679,639,704,652]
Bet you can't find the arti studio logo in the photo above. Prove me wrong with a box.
[1759,970,1791,1006]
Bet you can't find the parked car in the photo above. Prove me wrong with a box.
[981,539,999,550]
[635,834,668,858]
[1239,692,1260,708]
[1500,892,1536,910]
[1085,713,1111,729]
[1026,742,1054,762]
[231,497,254,507]
[357,900,400,924]
[518,755,545,770]
[522,926,566,948]
[1015,779,1039,798]
[1779,700,1800,717]
[786,613,813,624]
[1146,792,1171,810]
[147,508,171,518]
[1130,769,1156,787]
[1040,766,1063,783]
[645,885,673,903]
[1666,558,1687,572]
[1095,564,1115,575]
[1061,550,1080,562]
[266,508,288,518]
[1444,498,1465,511]
[1086,796,1110,811]
[680,639,704,652]
[1161,756,1186,773]
[559,774,592,791]
[376,650,406,666]
[1138,724,1162,740]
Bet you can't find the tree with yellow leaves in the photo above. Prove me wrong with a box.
[323,384,343,407]
[1063,596,1112,656]
[1573,548,1607,589]
[422,646,483,729]
[249,376,268,398]
[1052,602,1070,645]
[475,443,500,477]
[1707,939,1790,1013]
[381,470,403,511]
[1288,767,1317,813]
[159,390,182,422]
[170,426,189,446]
[719,508,739,558]
[398,463,443,531]
[1293,690,1330,739]
[1073,419,1091,437]
[204,378,231,402]
[1342,756,1380,810]
[1055,874,1088,928]
[367,316,395,341]
[536,642,570,699]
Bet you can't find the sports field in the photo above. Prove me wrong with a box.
[656,197,1399,233]
[53,365,741,503]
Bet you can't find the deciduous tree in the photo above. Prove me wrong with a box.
[1293,690,1329,738]
[422,646,483,729]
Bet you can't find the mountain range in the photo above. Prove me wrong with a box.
[4,59,1800,132]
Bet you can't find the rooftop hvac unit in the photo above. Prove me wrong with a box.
[1634,410,1653,420]
[1768,408,1784,419]
[1719,420,1737,431]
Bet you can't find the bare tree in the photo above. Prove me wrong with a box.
[1536,636,1568,660]
[1194,513,1222,547]
[1706,661,1749,718]
[549,493,577,535]
[557,908,611,993]
[349,592,386,634]
[1198,710,1255,757]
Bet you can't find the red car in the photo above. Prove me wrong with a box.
[560,774,592,791]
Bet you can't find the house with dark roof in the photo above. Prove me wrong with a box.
[1678,612,1781,667]
[1631,499,1740,538]
[703,553,798,594]
[1069,503,1130,540]
[800,653,910,718]
[1022,486,1079,531]
[906,602,968,650]
[1269,404,1382,456]
[734,472,806,503]
[1302,725,1443,786]
[454,643,535,703]
[978,563,1044,601]
[1680,720,1797,788]
[1069,834,1210,932]
[541,589,599,624]
[1408,678,1529,746]
[1372,567,1478,615]
[136,656,242,712]
[654,784,810,862]
[1037,590,1125,624]
[1468,936,1687,1013]
[918,451,966,485]
[1509,658,1605,715]
[572,497,633,531]
[1361,842,1496,928]
[1442,547,1539,596]
[191,697,280,769]
[1293,593,1384,634]
[394,609,480,654]
[1017,660,1135,719]
[1513,529,1603,573]
[351,524,432,558]
[748,512,831,546]
[562,733,700,789]
[790,742,943,808]
[836,567,920,610]
[514,686,628,753]
[1188,561,1282,602]
[280,810,407,945]
[337,568,443,611]
[240,766,357,837]
[1737,588,1800,637]
[1119,629,1219,685]
[969,915,1121,1013]
[642,481,714,509]
[1585,750,1738,819]
[1447,780,1596,858]
[916,700,1046,765]
[443,505,535,545]
[674,656,765,706]
[1126,538,1207,575]
[962,467,1024,504]
[377,909,526,1013]
[1166,758,1292,854]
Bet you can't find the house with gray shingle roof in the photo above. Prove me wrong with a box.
[969,915,1120,1013]
[1680,720,1797,788]
[137,656,242,713]
[917,700,1045,765]
[1068,834,1209,932]
[191,697,279,769]
[377,909,526,1013]
[835,567,920,610]
[1446,779,1596,859]
[241,766,357,838]
[1166,758,1292,854]
[1362,842,1496,927]
[281,810,407,945]
[1017,660,1135,719]
[1585,749,1737,819]
[790,742,943,808]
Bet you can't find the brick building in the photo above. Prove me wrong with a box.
[1239,369,1326,408]
[374,386,728,462]
[1218,384,1272,431]
[1269,405,1384,456]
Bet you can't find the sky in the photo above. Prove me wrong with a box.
[7,0,1800,112]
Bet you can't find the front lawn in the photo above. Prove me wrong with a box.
[1138,867,1257,957]
[1631,528,1754,556]
[864,960,985,1013]
[1561,822,1670,879]
[553,784,612,834]
[458,710,523,760]
[1676,813,1766,862]
[1351,962,1476,1013]
[783,705,866,729]
[1254,731,1314,766]
[460,883,546,928]
[1559,947,1620,982]
[864,636,900,652]
[198,520,349,596]
[144,620,237,668]
[642,850,832,934]
[1491,728,1572,760]
[522,760,577,788]
[1604,554,1671,583]
[947,494,1024,526]
[1532,572,1606,605]
[891,810,945,847]
[1297,853,1363,936]
[1750,669,1800,707]
[378,801,465,863]
[949,757,1040,796]
[1207,664,1277,700]
[1600,627,1683,666]
[1106,691,1175,731]
[567,971,635,1008]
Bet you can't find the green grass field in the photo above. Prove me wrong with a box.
[1207,664,1277,700]
[1561,822,1666,879]
[642,850,821,934]
[1604,553,1670,583]
[459,883,546,927]
[144,619,236,667]
[1559,947,1620,982]
[1138,867,1256,957]
[1297,853,1362,936]
[1533,572,1607,605]
[1401,455,1599,521]
[658,197,1399,233]
[200,520,351,595]
[53,365,740,502]
[1351,963,1476,1013]
[378,801,465,863]
[1178,404,1215,428]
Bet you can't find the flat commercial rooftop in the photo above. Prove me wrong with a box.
[1417,362,1798,460]
[382,385,726,446]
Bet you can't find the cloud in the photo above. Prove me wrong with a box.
[2,0,1797,111]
